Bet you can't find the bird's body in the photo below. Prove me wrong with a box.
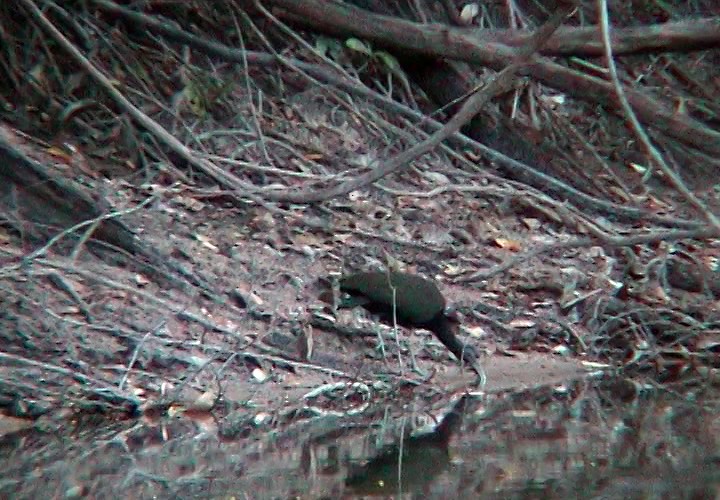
[339,271,481,376]
[340,272,445,324]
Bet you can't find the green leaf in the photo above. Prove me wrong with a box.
[345,38,372,55]
[374,51,400,71]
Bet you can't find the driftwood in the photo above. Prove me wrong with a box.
[269,0,720,158]
[0,136,186,289]
[0,136,141,255]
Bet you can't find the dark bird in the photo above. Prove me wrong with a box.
[337,271,483,379]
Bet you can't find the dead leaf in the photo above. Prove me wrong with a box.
[508,318,536,329]
[252,368,269,382]
[443,264,465,277]
[189,389,218,411]
[135,274,150,286]
[522,218,541,230]
[254,412,270,425]
[494,238,522,252]
[194,233,219,251]
[551,345,571,356]
[460,3,479,24]
[464,325,488,338]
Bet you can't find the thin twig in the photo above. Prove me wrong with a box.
[261,2,578,203]
[596,0,720,231]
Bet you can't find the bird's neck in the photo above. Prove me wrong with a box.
[426,313,477,367]
[426,314,462,352]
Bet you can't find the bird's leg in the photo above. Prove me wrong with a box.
[390,325,404,377]
[387,280,428,378]
[389,326,429,378]
[389,284,406,377]
[373,323,388,364]
[407,343,429,378]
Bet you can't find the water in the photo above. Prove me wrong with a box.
[1,375,717,499]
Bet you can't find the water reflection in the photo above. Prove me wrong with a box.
[0,376,717,498]
[345,395,469,496]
